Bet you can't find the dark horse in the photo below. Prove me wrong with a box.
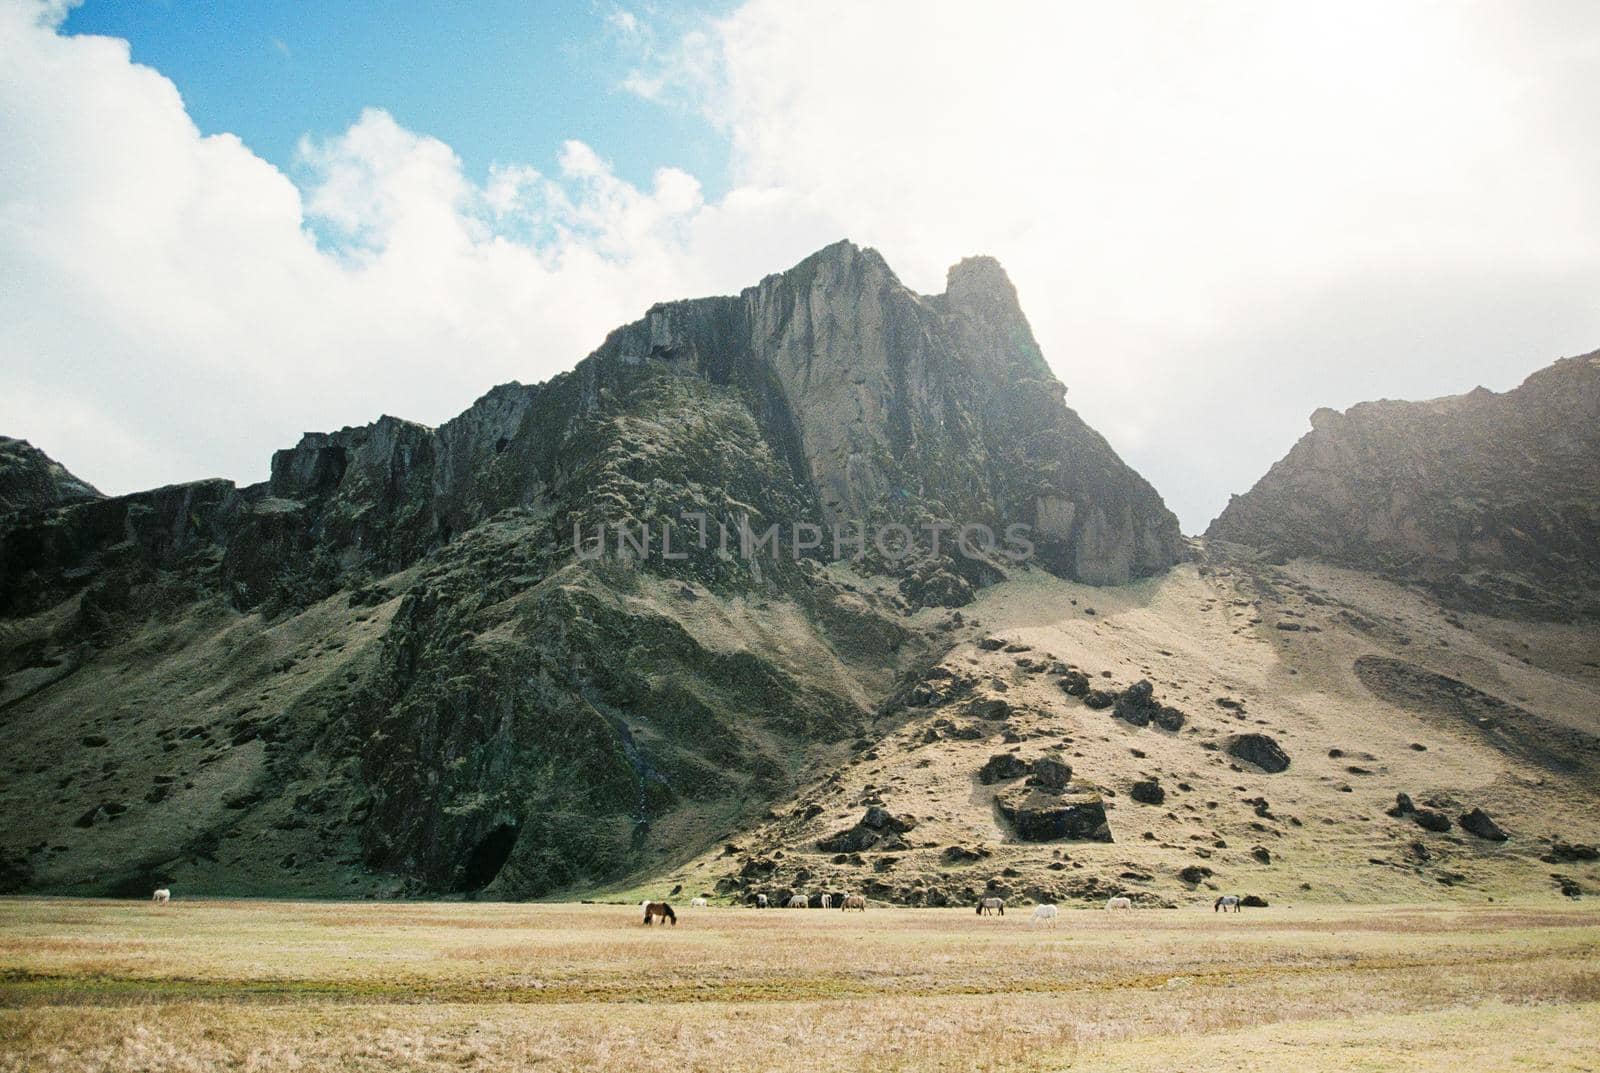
[642,901,677,926]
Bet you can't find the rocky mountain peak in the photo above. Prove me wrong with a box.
[0,437,101,519]
[1207,350,1600,619]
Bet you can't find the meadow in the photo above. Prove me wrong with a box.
[1,896,1597,1072]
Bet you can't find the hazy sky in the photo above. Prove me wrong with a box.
[4,1,1598,532]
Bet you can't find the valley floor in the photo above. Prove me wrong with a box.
[1,897,1596,1072]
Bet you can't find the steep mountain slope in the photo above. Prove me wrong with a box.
[1206,352,1600,620]
[0,241,1182,899]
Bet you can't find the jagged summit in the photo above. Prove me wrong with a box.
[1208,351,1600,619]
[0,436,101,518]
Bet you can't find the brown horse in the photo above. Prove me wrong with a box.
[642,901,677,925]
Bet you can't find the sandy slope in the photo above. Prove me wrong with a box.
[658,551,1600,907]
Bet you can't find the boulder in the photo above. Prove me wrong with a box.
[1543,841,1600,863]
[1129,779,1165,805]
[968,698,1012,721]
[1027,756,1073,789]
[816,807,917,853]
[1082,689,1117,710]
[1386,792,1415,817]
[1240,895,1269,907]
[994,787,1112,842]
[1178,864,1213,885]
[978,754,1030,785]
[1457,808,1507,841]
[1058,671,1090,696]
[1112,680,1186,731]
[1412,809,1452,833]
[1228,733,1290,773]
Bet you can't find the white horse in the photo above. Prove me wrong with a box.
[820,893,833,909]
[976,897,1005,916]
[1030,903,1059,927]
[756,893,768,908]
[152,888,170,905]
[787,894,808,908]
[1105,896,1133,911]
[690,897,708,908]
[1214,895,1241,913]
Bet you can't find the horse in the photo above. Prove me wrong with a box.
[819,893,833,909]
[1214,895,1241,913]
[976,897,1005,916]
[1105,896,1133,911]
[152,888,170,905]
[1030,903,1059,927]
[787,894,808,908]
[690,897,708,908]
[642,901,677,926]
[841,894,867,911]
[756,894,768,908]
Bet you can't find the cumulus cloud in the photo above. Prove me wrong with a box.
[0,1,833,498]
[3,0,1599,530]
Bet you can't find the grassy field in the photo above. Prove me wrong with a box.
[1,897,1597,1071]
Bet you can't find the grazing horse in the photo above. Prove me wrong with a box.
[841,894,867,911]
[690,897,708,908]
[819,893,833,909]
[756,894,768,908]
[642,901,677,926]
[1105,896,1133,911]
[1214,895,1242,913]
[787,894,808,908]
[1030,903,1059,927]
[152,888,170,905]
[976,897,1005,916]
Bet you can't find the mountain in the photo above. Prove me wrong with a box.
[0,241,1184,899]
[1207,353,1600,620]
[0,436,100,519]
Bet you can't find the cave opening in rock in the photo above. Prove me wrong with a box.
[457,823,518,892]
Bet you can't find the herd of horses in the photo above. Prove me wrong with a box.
[148,888,1249,918]
[639,893,1252,924]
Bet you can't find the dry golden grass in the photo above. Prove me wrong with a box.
[2,896,1597,1071]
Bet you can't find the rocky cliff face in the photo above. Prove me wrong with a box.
[1207,352,1600,620]
[0,437,100,518]
[0,241,1181,899]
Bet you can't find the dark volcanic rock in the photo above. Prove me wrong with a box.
[1111,680,1185,731]
[1082,689,1117,710]
[1412,809,1453,833]
[1129,779,1165,805]
[0,438,101,520]
[817,807,917,853]
[1387,792,1416,818]
[978,754,1030,784]
[1457,808,1507,842]
[994,787,1112,842]
[1027,756,1073,789]
[1206,352,1600,620]
[1543,841,1600,863]
[1228,734,1290,773]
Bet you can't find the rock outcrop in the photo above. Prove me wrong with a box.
[0,437,101,519]
[0,241,1180,899]
[1207,352,1600,619]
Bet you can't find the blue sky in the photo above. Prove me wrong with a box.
[62,0,733,198]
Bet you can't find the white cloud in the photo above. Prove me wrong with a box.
[669,0,1600,527]
[3,0,1599,531]
[0,2,826,500]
